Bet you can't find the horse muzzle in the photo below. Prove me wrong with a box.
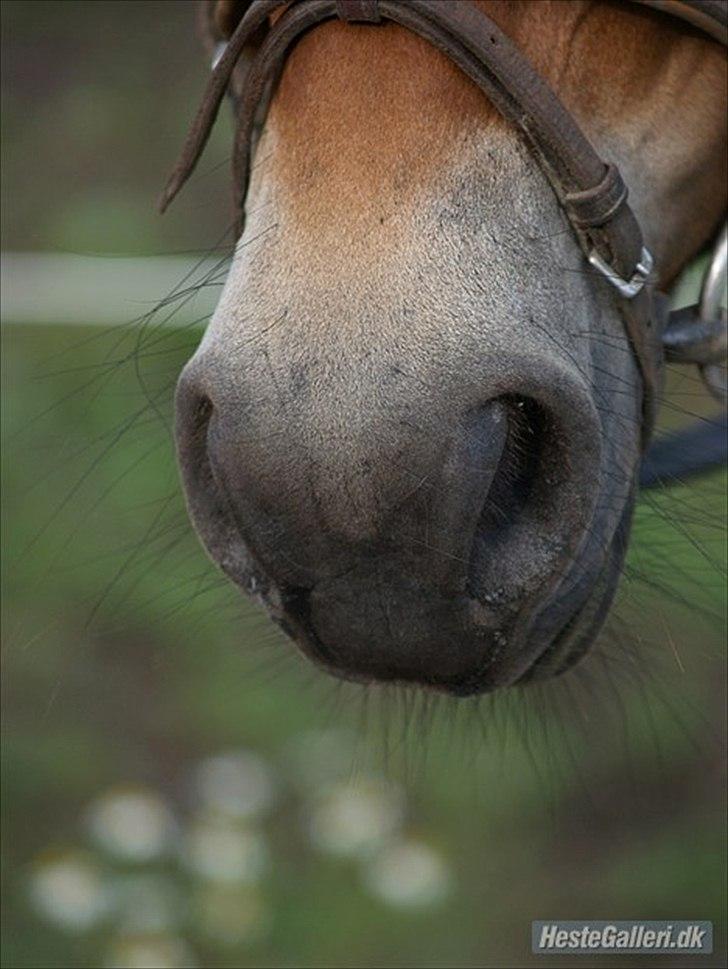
[174,343,606,695]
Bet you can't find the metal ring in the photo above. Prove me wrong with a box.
[699,225,727,401]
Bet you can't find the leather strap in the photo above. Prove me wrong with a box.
[564,164,629,230]
[226,0,654,439]
[160,0,648,280]
[636,0,728,44]
[336,0,381,21]
[161,0,728,449]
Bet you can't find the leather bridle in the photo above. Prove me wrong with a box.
[161,0,727,460]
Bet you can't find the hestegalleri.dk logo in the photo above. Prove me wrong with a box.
[531,920,713,955]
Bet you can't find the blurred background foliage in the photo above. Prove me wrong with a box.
[1,2,726,968]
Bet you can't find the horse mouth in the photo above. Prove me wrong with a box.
[215,502,629,698]
[274,518,628,696]
[176,361,617,696]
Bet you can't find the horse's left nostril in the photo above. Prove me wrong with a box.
[293,391,602,693]
[474,396,546,547]
[466,389,602,627]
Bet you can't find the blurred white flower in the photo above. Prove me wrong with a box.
[113,874,184,934]
[86,786,176,863]
[28,848,111,932]
[283,728,356,791]
[182,816,268,883]
[193,883,271,946]
[307,777,405,858]
[192,750,276,820]
[104,933,197,969]
[362,840,453,909]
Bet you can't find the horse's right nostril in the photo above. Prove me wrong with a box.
[175,377,215,495]
[174,368,253,589]
[193,394,214,431]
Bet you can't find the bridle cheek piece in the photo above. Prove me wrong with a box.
[161,0,728,455]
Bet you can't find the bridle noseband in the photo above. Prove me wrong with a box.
[162,0,727,467]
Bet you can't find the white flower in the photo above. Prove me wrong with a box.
[192,751,276,820]
[182,816,268,883]
[86,786,176,863]
[363,840,453,909]
[28,849,111,932]
[307,777,405,858]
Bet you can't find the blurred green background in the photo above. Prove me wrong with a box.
[1,2,726,968]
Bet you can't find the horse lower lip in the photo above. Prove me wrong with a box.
[224,554,610,695]
[268,569,544,695]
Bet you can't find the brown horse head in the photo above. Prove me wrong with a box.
[174,0,726,694]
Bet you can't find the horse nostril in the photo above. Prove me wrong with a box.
[176,380,216,493]
[477,395,545,542]
[467,390,599,613]
[193,394,213,429]
[174,369,251,585]
[175,363,214,447]
[186,394,214,454]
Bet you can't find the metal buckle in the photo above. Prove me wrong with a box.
[588,246,654,299]
[212,41,227,70]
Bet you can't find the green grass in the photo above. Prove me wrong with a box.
[1,320,725,969]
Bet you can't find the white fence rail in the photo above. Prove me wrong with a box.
[1,252,225,327]
[0,249,713,330]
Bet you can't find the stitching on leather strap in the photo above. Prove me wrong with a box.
[564,164,629,228]
[335,0,381,23]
